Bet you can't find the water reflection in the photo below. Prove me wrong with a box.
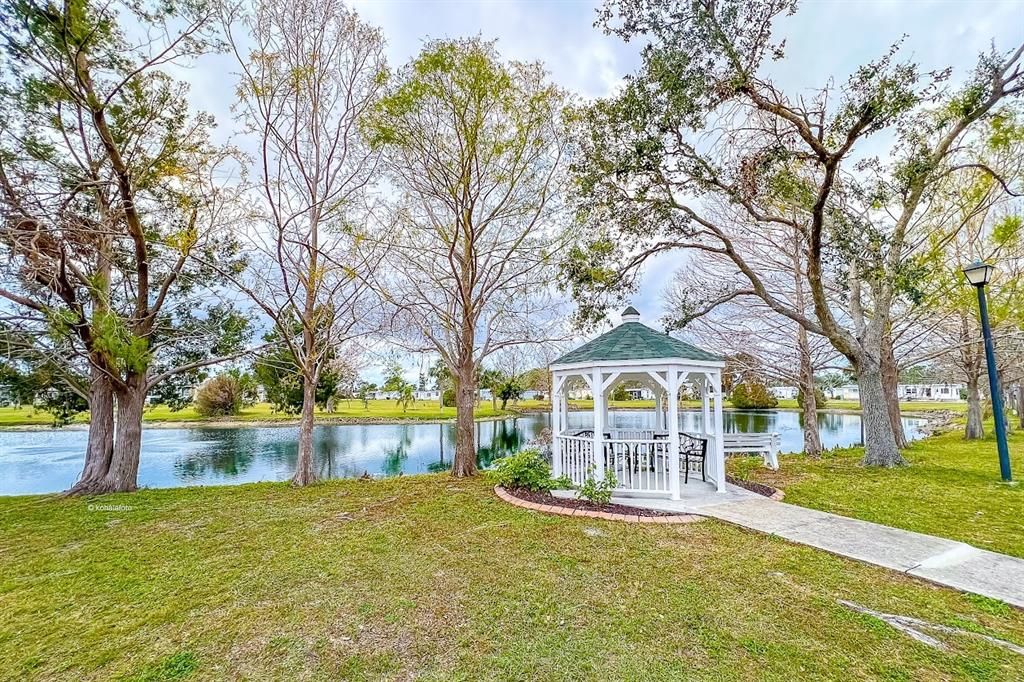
[0,410,926,495]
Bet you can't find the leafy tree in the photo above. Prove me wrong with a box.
[563,0,1024,467]
[396,383,416,412]
[797,387,828,411]
[195,373,247,417]
[731,381,779,410]
[0,0,252,493]
[365,38,569,477]
[496,375,523,410]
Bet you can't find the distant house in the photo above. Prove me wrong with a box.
[897,384,964,402]
[828,384,861,401]
[769,386,799,400]
[624,387,655,400]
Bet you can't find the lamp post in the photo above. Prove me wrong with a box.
[962,261,1012,482]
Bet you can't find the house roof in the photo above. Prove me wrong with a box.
[552,321,722,366]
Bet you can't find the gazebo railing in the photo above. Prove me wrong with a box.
[605,439,673,494]
[555,432,675,495]
[557,434,594,485]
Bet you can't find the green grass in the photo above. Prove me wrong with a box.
[2,476,1024,680]
[730,424,1024,558]
[0,400,512,428]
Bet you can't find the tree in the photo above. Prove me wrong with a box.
[365,38,569,476]
[912,113,1024,439]
[730,380,779,409]
[0,0,253,494]
[564,0,1024,467]
[396,383,416,412]
[427,358,453,409]
[224,0,387,485]
[195,373,247,417]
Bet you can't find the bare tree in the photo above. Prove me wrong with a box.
[364,38,569,476]
[565,0,1024,466]
[223,0,388,485]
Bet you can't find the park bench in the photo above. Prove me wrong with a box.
[722,432,781,470]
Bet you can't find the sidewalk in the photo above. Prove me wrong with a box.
[612,488,1024,608]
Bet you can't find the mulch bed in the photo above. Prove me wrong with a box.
[506,487,674,517]
[726,475,782,499]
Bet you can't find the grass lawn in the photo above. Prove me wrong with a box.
[2,476,1024,680]
[0,400,512,428]
[730,425,1024,558]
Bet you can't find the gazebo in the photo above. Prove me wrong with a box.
[550,306,727,500]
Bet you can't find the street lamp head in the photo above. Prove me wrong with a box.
[963,260,996,287]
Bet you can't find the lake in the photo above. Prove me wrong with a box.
[0,410,927,495]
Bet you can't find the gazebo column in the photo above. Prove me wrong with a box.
[551,378,562,477]
[701,379,710,438]
[712,371,726,493]
[654,390,663,431]
[592,367,606,479]
[668,368,681,500]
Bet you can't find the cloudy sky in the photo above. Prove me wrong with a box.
[182,0,1024,379]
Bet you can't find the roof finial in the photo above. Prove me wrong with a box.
[621,305,641,324]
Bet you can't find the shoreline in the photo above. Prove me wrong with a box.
[0,412,519,432]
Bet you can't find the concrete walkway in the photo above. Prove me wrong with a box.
[612,486,1024,608]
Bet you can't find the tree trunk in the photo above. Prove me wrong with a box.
[796,327,822,458]
[66,365,115,495]
[292,377,317,486]
[857,362,905,467]
[452,364,478,477]
[880,330,907,449]
[99,374,147,493]
[965,373,984,440]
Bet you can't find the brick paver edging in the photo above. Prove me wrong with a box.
[494,486,703,524]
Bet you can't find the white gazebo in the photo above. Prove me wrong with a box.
[550,306,727,500]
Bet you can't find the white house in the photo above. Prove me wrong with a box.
[769,386,799,400]
[828,384,861,401]
[897,384,964,402]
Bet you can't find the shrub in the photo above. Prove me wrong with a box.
[578,467,617,505]
[494,449,553,491]
[194,374,245,417]
[730,381,778,409]
[442,387,456,407]
[796,386,828,409]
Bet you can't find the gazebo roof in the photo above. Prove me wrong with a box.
[552,315,722,367]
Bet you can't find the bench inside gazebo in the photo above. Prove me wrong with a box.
[550,306,734,501]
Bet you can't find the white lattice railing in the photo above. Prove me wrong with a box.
[557,434,594,486]
[556,432,675,494]
[604,439,673,494]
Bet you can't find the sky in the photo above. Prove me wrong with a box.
[179,0,1024,381]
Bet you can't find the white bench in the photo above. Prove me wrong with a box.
[722,432,780,470]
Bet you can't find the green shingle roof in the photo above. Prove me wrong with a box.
[553,322,722,366]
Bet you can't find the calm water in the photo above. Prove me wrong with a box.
[0,410,925,495]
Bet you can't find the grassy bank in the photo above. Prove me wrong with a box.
[0,400,513,428]
[1,475,1023,680]
[730,425,1024,558]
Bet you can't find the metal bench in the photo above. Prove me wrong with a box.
[722,432,780,470]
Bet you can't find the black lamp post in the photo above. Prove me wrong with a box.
[962,260,1012,482]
